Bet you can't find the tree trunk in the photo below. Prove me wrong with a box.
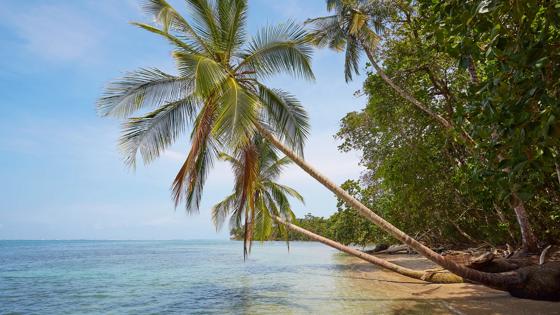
[272,215,463,284]
[511,193,539,253]
[361,47,452,129]
[258,124,560,300]
[555,161,560,186]
[466,55,479,84]
[257,125,510,284]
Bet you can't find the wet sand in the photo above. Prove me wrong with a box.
[339,254,560,314]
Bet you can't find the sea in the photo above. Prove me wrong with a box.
[1,240,558,314]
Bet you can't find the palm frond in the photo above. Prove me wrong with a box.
[212,78,258,147]
[119,96,199,168]
[173,51,228,97]
[254,195,273,241]
[211,192,237,230]
[217,151,241,168]
[132,22,200,54]
[97,68,190,118]
[268,182,292,215]
[326,0,344,11]
[217,0,247,59]
[344,36,361,82]
[238,21,315,80]
[305,15,347,50]
[258,85,309,156]
[266,182,305,204]
[308,0,391,82]
[171,103,217,212]
[261,156,292,180]
[185,0,220,46]
[141,0,211,52]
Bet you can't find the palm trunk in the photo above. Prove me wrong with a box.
[272,215,464,284]
[511,193,539,253]
[361,47,452,130]
[361,44,475,146]
[256,124,521,290]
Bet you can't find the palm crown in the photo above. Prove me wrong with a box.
[97,0,313,211]
[212,136,303,257]
[306,0,391,82]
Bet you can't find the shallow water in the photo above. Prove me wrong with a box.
[0,240,557,314]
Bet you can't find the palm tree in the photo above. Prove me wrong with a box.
[211,137,301,259]
[215,137,462,283]
[98,0,426,278]
[97,0,312,213]
[305,0,538,254]
[98,0,556,299]
[305,0,454,130]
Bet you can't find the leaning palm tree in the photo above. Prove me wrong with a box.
[97,0,415,274]
[216,136,463,283]
[211,137,301,258]
[305,0,453,130]
[98,0,557,300]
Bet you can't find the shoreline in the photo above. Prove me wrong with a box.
[338,253,560,314]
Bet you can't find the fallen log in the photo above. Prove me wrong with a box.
[375,244,411,254]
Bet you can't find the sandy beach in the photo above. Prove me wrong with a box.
[340,254,560,314]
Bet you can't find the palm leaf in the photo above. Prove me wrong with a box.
[344,36,361,82]
[237,21,314,80]
[173,51,228,97]
[211,192,238,230]
[171,102,217,212]
[97,68,190,118]
[258,85,309,156]
[266,182,305,204]
[119,95,200,168]
[212,78,259,147]
[261,156,292,180]
[132,22,200,54]
[185,0,220,46]
[141,0,211,53]
[217,0,247,59]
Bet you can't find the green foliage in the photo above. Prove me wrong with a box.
[421,0,560,241]
[230,213,331,242]
[332,0,560,246]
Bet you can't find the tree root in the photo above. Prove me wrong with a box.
[505,262,560,301]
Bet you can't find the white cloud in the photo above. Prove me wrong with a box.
[3,4,102,62]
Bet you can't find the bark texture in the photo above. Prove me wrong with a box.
[511,193,539,253]
[272,215,463,284]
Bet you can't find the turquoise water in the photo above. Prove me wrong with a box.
[0,240,378,314]
[2,240,557,314]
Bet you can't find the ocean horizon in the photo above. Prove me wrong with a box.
[2,240,558,314]
[1,240,384,314]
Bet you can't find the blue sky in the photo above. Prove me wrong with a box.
[0,0,366,240]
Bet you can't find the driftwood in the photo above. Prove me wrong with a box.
[374,244,412,254]
[362,243,389,254]
[358,243,560,300]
